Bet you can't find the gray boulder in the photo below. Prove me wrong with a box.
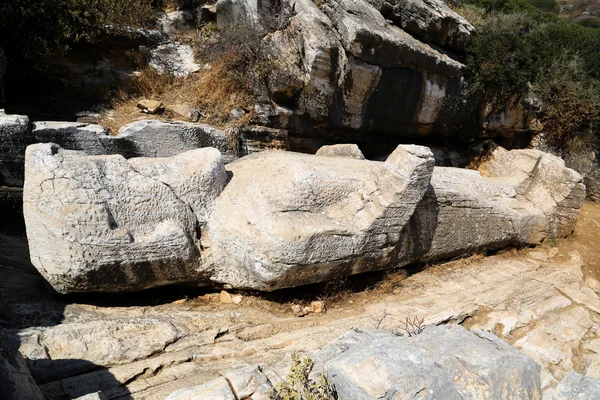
[553,371,600,399]
[374,0,475,51]
[158,11,197,33]
[148,43,200,77]
[0,114,33,186]
[106,119,234,162]
[33,121,109,155]
[0,328,44,400]
[203,146,435,290]
[315,144,365,159]
[23,144,226,293]
[312,325,541,399]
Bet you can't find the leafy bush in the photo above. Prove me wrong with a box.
[532,52,600,149]
[0,0,155,61]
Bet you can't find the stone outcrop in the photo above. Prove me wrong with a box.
[553,371,600,399]
[22,143,585,293]
[216,0,479,140]
[315,143,365,159]
[0,328,44,400]
[148,43,200,77]
[33,121,109,155]
[311,325,541,399]
[23,143,227,293]
[165,365,272,400]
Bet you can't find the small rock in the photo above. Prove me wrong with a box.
[222,365,273,399]
[530,251,550,262]
[548,247,560,258]
[232,294,243,304]
[585,276,600,294]
[137,100,164,114]
[168,104,201,122]
[220,290,233,304]
[229,107,246,121]
[172,298,187,305]
[311,300,325,313]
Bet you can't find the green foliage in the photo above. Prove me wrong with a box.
[578,18,600,29]
[0,0,155,61]
[460,0,600,148]
[271,353,337,400]
[532,52,600,148]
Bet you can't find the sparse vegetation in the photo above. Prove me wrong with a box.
[271,353,337,400]
[455,0,600,151]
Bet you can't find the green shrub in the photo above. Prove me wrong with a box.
[578,18,600,29]
[0,0,155,61]
[271,353,337,400]
[532,52,600,148]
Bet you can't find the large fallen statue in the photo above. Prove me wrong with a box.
[23,143,585,293]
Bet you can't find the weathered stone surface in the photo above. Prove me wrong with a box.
[553,371,600,399]
[165,377,236,400]
[216,0,479,138]
[167,104,201,122]
[149,43,200,77]
[222,365,273,399]
[0,328,44,400]
[0,114,33,186]
[480,147,586,237]
[158,11,197,34]
[374,0,475,51]
[32,121,109,155]
[203,146,435,290]
[312,325,541,399]
[108,120,234,162]
[315,144,365,159]
[22,143,217,293]
[129,148,228,224]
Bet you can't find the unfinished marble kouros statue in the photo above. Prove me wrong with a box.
[22,143,585,293]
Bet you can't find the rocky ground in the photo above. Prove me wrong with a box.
[1,201,599,399]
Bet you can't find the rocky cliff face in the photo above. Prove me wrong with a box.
[215,0,480,142]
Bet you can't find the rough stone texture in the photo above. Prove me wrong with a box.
[109,120,234,162]
[222,365,273,399]
[553,371,600,399]
[315,143,365,159]
[312,325,541,399]
[149,43,200,77]
[6,204,600,399]
[216,0,479,138]
[22,144,228,293]
[32,121,109,155]
[0,114,33,186]
[158,11,197,33]
[165,377,236,400]
[129,148,228,224]
[0,328,44,400]
[479,147,586,238]
[203,146,435,290]
[374,0,475,51]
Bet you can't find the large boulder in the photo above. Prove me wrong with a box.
[105,120,235,162]
[203,146,435,290]
[33,121,109,155]
[312,325,542,399]
[23,143,585,293]
[148,43,200,77]
[0,328,44,400]
[23,143,226,293]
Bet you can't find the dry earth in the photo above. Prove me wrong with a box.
[2,202,600,399]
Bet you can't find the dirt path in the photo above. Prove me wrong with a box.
[2,202,600,399]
